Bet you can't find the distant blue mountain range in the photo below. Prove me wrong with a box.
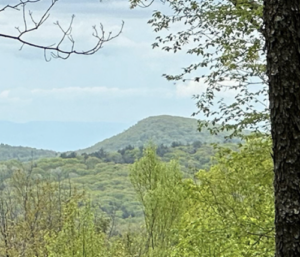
[0,121,130,152]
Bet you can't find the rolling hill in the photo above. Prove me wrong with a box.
[0,144,57,162]
[0,115,242,232]
[78,115,239,153]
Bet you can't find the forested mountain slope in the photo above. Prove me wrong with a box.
[0,144,57,161]
[0,115,236,162]
[0,115,240,236]
[78,115,239,153]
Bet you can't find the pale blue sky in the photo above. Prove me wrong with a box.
[0,0,204,123]
[0,0,220,151]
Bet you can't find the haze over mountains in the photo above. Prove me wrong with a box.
[0,115,240,162]
[0,120,130,152]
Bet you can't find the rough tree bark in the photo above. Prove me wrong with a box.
[264,1,300,256]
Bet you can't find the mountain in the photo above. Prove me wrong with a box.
[0,144,57,162]
[0,115,242,231]
[78,115,240,153]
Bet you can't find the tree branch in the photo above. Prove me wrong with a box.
[0,0,40,12]
[0,0,123,60]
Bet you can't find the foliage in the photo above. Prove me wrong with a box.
[79,140,221,172]
[0,143,57,161]
[130,0,267,136]
[0,135,276,256]
[46,199,107,257]
[0,166,109,256]
[171,137,274,256]
[130,145,186,256]
[0,139,232,236]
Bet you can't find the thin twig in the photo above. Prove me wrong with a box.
[0,0,123,60]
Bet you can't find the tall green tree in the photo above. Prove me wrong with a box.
[130,146,185,256]
[171,137,274,256]
[46,198,107,257]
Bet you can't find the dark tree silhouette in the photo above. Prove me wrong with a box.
[264,1,300,256]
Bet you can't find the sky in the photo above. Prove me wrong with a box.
[0,0,217,151]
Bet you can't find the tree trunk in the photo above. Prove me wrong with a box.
[264,1,300,256]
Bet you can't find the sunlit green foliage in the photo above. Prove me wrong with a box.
[0,138,237,236]
[46,199,107,257]
[0,135,275,256]
[171,137,274,256]
[130,145,186,256]
[0,167,110,256]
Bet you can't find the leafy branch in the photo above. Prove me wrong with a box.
[131,0,268,136]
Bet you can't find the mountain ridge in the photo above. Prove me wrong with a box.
[77,115,239,154]
[0,143,57,162]
[0,115,240,160]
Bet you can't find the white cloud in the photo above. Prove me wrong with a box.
[31,86,173,99]
[176,78,239,99]
[32,86,136,97]
[176,80,207,98]
[0,90,27,104]
[0,90,9,99]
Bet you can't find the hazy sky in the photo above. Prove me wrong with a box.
[0,0,238,151]
[0,0,209,124]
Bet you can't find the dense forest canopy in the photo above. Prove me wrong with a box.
[0,138,273,256]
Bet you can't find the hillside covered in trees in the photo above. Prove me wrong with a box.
[0,116,272,257]
[0,115,240,163]
[78,115,241,153]
[0,144,57,162]
[0,136,273,256]
[0,139,223,233]
[0,115,239,233]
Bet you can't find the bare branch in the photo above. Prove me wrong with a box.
[22,3,28,31]
[0,0,123,60]
[0,0,40,12]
